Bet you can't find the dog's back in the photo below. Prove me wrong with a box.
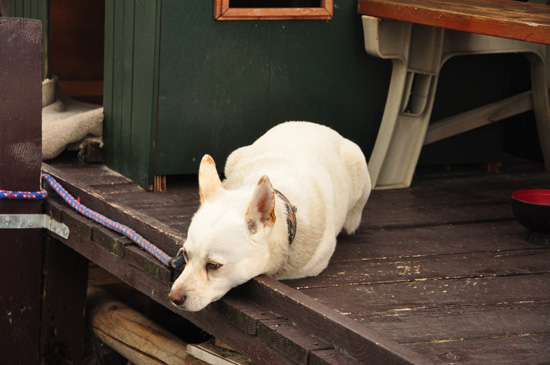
[224,121,371,279]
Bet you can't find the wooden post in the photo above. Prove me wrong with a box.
[40,236,89,363]
[0,18,90,364]
[0,17,43,364]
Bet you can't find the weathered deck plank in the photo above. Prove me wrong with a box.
[407,335,550,364]
[290,248,550,288]
[330,221,543,263]
[358,303,550,343]
[299,275,550,313]
[363,170,549,229]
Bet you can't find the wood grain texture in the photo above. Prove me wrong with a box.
[241,276,432,364]
[7,0,49,77]
[407,335,550,364]
[103,0,159,190]
[357,0,550,44]
[356,303,550,344]
[0,17,43,365]
[290,247,550,288]
[87,286,203,365]
[40,237,89,363]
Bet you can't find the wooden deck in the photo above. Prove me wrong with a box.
[43,155,550,364]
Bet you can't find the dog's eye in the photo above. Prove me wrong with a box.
[206,262,222,271]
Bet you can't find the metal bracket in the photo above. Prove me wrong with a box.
[0,214,70,239]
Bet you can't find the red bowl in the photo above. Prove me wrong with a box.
[511,190,550,234]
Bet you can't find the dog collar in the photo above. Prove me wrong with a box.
[274,189,297,245]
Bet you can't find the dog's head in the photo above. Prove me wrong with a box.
[169,155,278,311]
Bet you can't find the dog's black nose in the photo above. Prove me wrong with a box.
[169,290,186,306]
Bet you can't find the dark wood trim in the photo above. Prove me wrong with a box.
[241,276,433,364]
[0,17,43,365]
[40,236,89,363]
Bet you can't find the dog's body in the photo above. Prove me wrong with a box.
[169,122,371,311]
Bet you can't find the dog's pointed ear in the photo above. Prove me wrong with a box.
[245,175,276,235]
[199,154,223,204]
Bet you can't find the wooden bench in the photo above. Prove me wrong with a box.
[358,0,550,189]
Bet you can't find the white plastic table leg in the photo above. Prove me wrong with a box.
[362,15,550,189]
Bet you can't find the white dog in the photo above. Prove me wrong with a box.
[169,122,371,311]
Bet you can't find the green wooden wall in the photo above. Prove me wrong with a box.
[103,0,515,189]
[103,0,390,189]
[155,0,389,176]
[103,0,161,190]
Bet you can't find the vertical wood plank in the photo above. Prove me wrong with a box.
[103,0,115,167]
[110,0,125,171]
[23,0,30,16]
[156,0,273,176]
[121,0,135,179]
[0,17,43,365]
[7,0,49,78]
[130,0,159,190]
[103,0,159,189]
[38,0,48,77]
[30,0,37,19]
[40,237,89,363]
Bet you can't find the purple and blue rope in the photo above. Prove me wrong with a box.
[1,173,185,269]
[41,173,184,269]
[0,189,48,199]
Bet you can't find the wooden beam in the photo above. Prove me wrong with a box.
[0,17,43,365]
[40,237,89,363]
[241,276,433,364]
[424,90,534,145]
[87,286,204,365]
[357,0,550,44]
